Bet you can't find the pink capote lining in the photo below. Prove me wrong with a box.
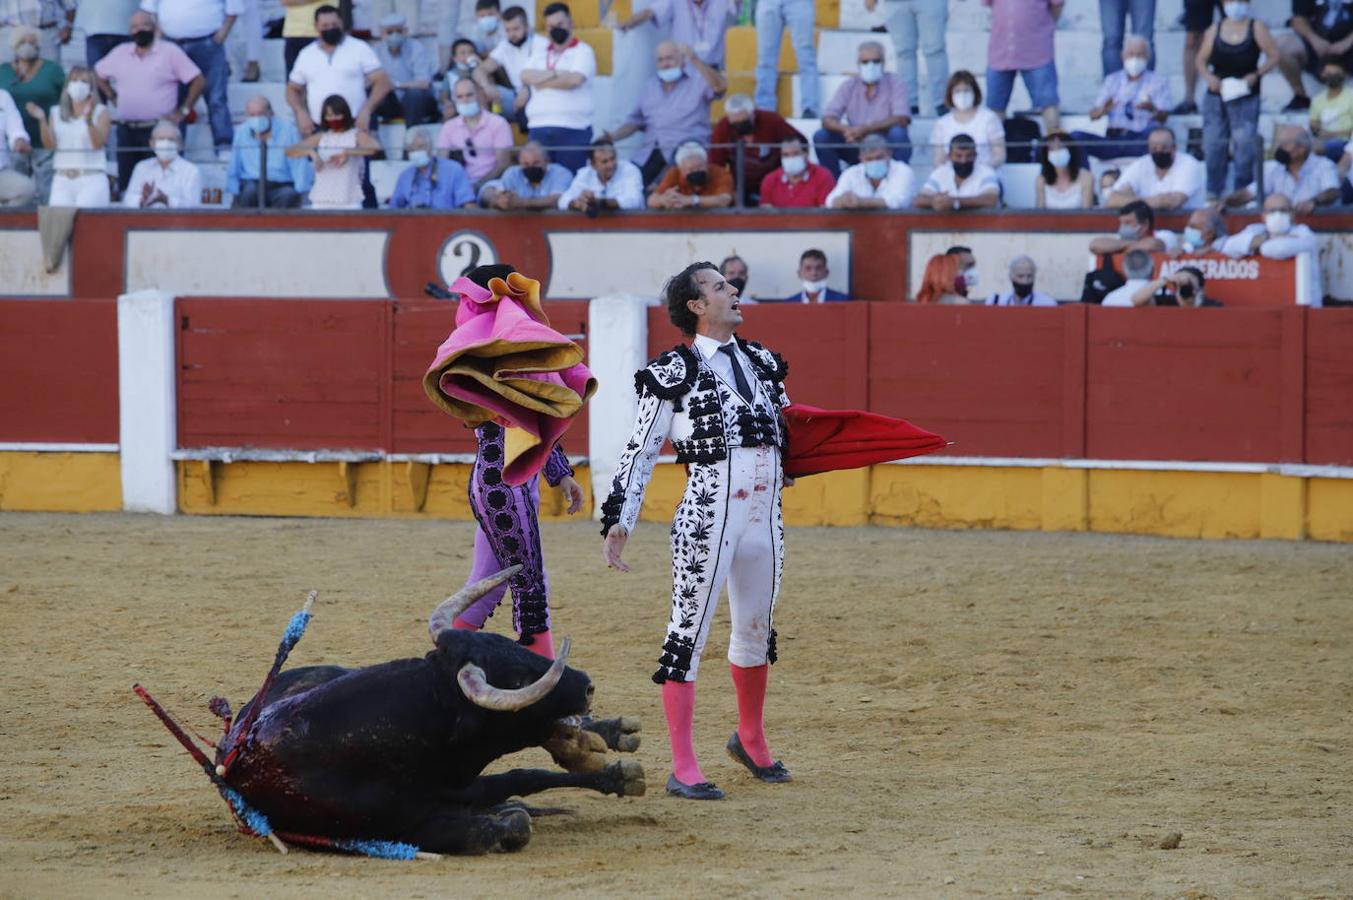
[423,273,596,485]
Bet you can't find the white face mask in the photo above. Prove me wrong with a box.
[952,90,975,111]
[408,149,431,168]
[782,154,807,176]
[1223,1,1249,18]
[66,80,92,102]
[802,278,829,296]
[1123,56,1147,77]
[1264,211,1292,235]
[962,268,979,288]
[859,61,883,84]
[1048,147,1071,168]
[153,139,179,162]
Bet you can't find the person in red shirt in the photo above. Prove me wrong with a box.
[708,92,805,204]
[759,136,835,208]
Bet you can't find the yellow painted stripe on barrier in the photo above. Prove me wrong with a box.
[0,452,122,512]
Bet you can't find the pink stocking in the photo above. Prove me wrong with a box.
[452,616,480,631]
[521,629,554,660]
[730,664,773,767]
[661,679,706,784]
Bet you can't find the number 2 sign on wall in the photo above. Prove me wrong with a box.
[438,231,498,286]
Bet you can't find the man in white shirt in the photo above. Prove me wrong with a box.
[475,5,540,122]
[986,256,1058,306]
[520,2,594,172]
[1218,192,1324,306]
[1106,126,1205,211]
[825,132,916,209]
[1100,248,1156,306]
[915,133,1000,210]
[0,87,34,206]
[287,5,392,136]
[557,140,644,211]
[1163,205,1228,256]
[140,0,241,151]
[124,119,202,208]
[1225,126,1341,212]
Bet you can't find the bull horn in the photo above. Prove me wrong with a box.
[457,637,572,712]
[428,565,523,643]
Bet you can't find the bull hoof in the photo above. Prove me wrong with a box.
[494,808,532,852]
[582,715,642,753]
[609,758,646,798]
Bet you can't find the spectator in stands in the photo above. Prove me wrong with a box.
[1173,0,1216,113]
[0,0,72,66]
[599,41,725,187]
[916,133,999,211]
[984,0,1063,133]
[826,132,916,209]
[1276,0,1353,113]
[123,118,200,207]
[2,25,64,203]
[1129,264,1223,306]
[648,139,733,208]
[1098,0,1155,79]
[1072,36,1170,161]
[1101,247,1156,306]
[760,134,835,208]
[446,37,484,81]
[1097,167,1121,205]
[1225,125,1340,211]
[520,3,595,173]
[557,139,645,211]
[1219,192,1323,305]
[226,94,310,208]
[1105,127,1205,209]
[755,0,819,116]
[437,77,512,188]
[479,139,572,209]
[281,1,324,76]
[1089,198,1170,255]
[286,93,381,209]
[472,0,504,55]
[30,66,110,207]
[816,41,911,182]
[709,93,804,206]
[139,0,240,153]
[0,85,34,205]
[985,256,1057,306]
[1035,131,1093,208]
[1169,205,1228,255]
[373,13,437,126]
[947,245,977,271]
[930,71,1005,167]
[95,11,204,192]
[474,5,539,122]
[1197,4,1279,200]
[720,255,750,297]
[288,5,391,137]
[861,0,947,117]
[389,126,475,208]
[76,0,140,67]
[1311,60,1353,160]
[914,252,967,304]
[761,248,848,303]
[615,0,738,69]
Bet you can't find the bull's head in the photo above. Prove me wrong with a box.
[427,568,593,723]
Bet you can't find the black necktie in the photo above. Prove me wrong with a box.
[718,343,754,403]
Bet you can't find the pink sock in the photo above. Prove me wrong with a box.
[730,664,773,767]
[661,679,706,784]
[520,629,554,660]
[452,616,481,631]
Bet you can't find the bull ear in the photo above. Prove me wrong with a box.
[457,637,572,712]
[428,566,523,643]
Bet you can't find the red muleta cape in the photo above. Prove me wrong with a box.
[783,404,947,478]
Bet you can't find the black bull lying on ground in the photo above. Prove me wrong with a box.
[135,568,645,856]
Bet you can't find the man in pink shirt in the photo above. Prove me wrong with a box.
[759,136,835,208]
[436,76,513,187]
[983,0,1063,133]
[95,9,203,191]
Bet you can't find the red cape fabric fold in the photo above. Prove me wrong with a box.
[783,404,947,478]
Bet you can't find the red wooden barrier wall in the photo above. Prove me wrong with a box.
[1305,311,1353,465]
[0,300,119,444]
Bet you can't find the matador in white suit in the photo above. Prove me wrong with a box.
[601,262,792,801]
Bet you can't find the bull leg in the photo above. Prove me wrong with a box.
[454,760,645,808]
[582,715,641,752]
[404,807,533,855]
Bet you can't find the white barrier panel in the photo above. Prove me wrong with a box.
[117,290,177,514]
[587,293,656,519]
[0,229,69,297]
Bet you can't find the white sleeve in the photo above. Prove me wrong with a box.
[824,167,854,205]
[557,170,587,208]
[359,40,383,75]
[1260,227,1317,260]
[225,0,246,14]
[615,163,645,209]
[567,45,596,81]
[1315,158,1340,194]
[1218,225,1260,258]
[984,109,1004,147]
[139,0,159,12]
[123,162,149,208]
[1,93,25,148]
[288,53,309,85]
[177,164,202,208]
[882,166,916,208]
[601,389,676,535]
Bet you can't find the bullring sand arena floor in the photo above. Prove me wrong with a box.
[1,512,1351,898]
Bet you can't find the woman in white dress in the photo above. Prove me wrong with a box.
[286,94,381,210]
[929,70,1006,168]
[28,66,111,208]
[1035,131,1093,209]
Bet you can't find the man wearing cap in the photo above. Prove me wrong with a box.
[374,12,437,126]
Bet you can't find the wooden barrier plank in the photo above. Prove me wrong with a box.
[0,300,119,444]
[1304,308,1353,466]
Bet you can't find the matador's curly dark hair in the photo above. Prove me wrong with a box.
[662,261,718,336]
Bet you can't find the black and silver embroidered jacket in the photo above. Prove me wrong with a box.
[599,337,789,536]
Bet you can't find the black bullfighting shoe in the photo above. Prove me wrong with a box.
[726,733,792,783]
[665,774,725,800]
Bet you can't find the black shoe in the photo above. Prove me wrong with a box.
[726,732,792,783]
[1172,99,1198,115]
[665,773,725,800]
[1284,95,1311,111]
[800,108,817,118]
[910,104,920,116]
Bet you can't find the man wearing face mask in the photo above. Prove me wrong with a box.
[1106,126,1205,210]
[226,94,310,207]
[1310,61,1353,160]
[557,138,645,211]
[709,93,804,206]
[1089,199,1170,256]
[1130,264,1225,307]
[138,0,243,154]
[720,255,753,300]
[826,131,916,209]
[476,6,542,125]
[985,256,1057,306]
[1167,205,1228,256]
[915,133,999,211]
[615,0,738,69]
[769,249,849,303]
[372,13,437,126]
[599,41,726,188]
[1219,192,1323,306]
[1225,125,1340,212]
[520,2,595,173]
[436,77,512,187]
[122,118,201,207]
[390,126,476,208]
[287,5,392,138]
[1275,0,1353,113]
[470,0,504,54]
[1072,35,1171,161]
[759,135,835,208]
[648,139,734,208]
[814,41,911,176]
[480,139,573,209]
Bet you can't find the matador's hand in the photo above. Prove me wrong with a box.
[602,525,631,572]
[559,475,584,515]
